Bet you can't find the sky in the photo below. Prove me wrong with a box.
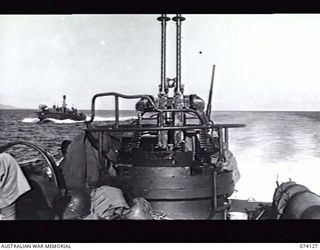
[1,14,320,110]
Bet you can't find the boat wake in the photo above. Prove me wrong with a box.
[22,118,40,123]
[22,117,84,124]
[231,156,320,202]
[21,115,137,124]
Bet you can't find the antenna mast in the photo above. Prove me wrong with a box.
[206,65,216,120]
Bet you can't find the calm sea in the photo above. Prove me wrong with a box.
[1,109,320,201]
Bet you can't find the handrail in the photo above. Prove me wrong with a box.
[86,123,245,133]
[86,92,211,125]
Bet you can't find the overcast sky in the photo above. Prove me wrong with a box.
[1,14,320,110]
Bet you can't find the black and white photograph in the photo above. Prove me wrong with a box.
[1,12,320,242]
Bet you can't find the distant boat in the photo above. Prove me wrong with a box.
[36,95,86,121]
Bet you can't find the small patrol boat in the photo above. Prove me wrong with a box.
[1,14,320,220]
[36,95,86,122]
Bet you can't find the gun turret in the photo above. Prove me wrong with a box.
[85,15,245,219]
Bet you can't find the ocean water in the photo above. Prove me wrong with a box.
[1,109,320,202]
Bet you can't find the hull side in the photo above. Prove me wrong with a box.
[37,111,86,121]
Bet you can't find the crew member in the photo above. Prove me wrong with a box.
[59,132,120,192]
[0,153,31,220]
[56,140,71,166]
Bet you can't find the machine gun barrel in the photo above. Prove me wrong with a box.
[173,14,185,94]
[206,64,216,120]
[157,14,170,95]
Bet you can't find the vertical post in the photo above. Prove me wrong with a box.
[212,171,217,212]
[218,128,225,161]
[224,128,229,150]
[207,170,218,219]
[115,96,119,128]
[98,132,105,168]
[157,14,170,95]
[172,14,185,95]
